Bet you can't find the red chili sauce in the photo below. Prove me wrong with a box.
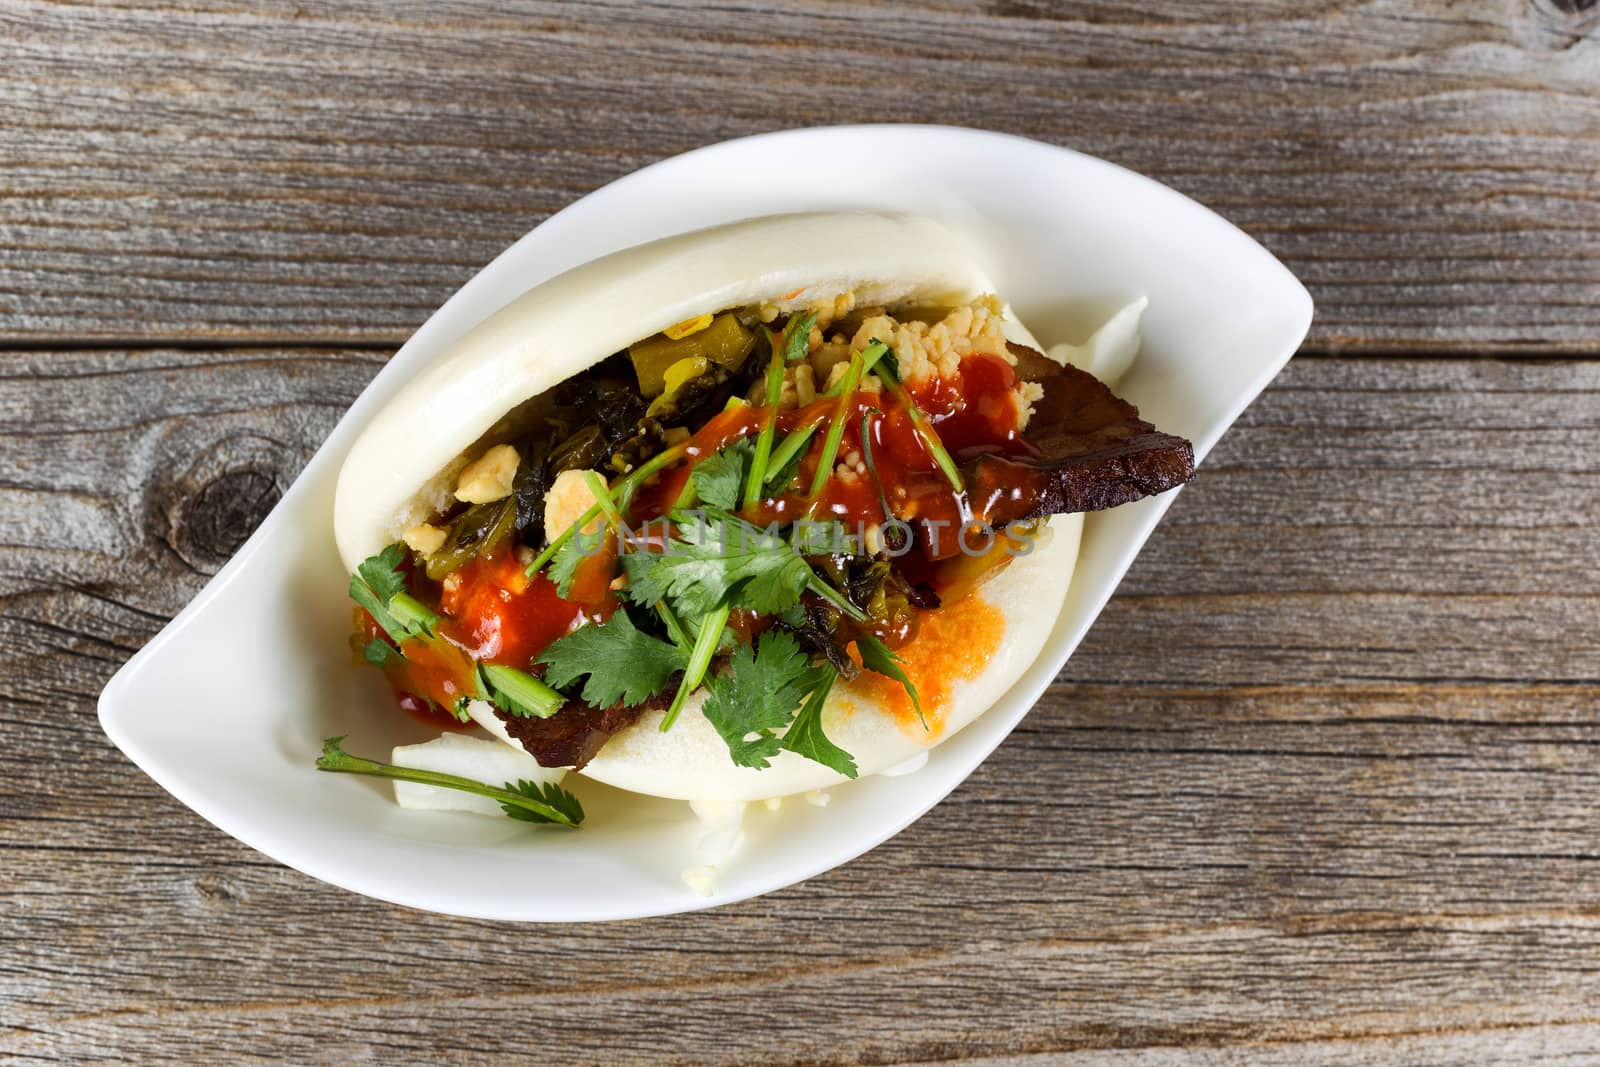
[359,551,587,725]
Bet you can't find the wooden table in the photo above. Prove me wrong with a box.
[4,2,1598,1062]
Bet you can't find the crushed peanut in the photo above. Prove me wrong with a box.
[402,523,447,557]
[542,468,606,546]
[779,362,818,411]
[453,443,519,504]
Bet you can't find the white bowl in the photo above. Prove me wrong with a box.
[99,126,1312,921]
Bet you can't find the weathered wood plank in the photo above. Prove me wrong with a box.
[1,346,1597,1061]
[1,350,1595,688]
[1,0,1597,351]
[7,686,1600,1063]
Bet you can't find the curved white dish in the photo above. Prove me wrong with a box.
[99,126,1312,921]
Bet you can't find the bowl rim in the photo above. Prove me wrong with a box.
[99,124,1313,921]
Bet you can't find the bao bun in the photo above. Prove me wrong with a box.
[333,212,1081,801]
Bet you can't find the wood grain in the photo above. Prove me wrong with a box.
[4,1,1599,1061]
[1,0,1598,352]
[2,347,1597,1062]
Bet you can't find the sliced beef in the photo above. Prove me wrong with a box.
[966,345,1195,524]
[497,696,659,770]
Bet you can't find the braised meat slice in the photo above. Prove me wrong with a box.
[966,344,1196,525]
[497,697,652,770]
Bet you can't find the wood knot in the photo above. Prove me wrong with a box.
[180,469,281,564]
[1530,0,1598,41]
[154,433,291,573]
[193,874,244,906]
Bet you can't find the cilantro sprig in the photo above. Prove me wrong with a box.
[350,544,481,722]
[536,608,685,709]
[691,437,755,512]
[688,632,857,778]
[621,511,814,619]
[701,631,824,770]
[350,544,438,643]
[625,508,870,627]
[780,665,857,778]
[315,737,584,826]
[744,311,816,509]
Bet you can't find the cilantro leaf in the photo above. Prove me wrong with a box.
[780,666,858,778]
[618,542,668,605]
[362,638,404,670]
[548,526,608,599]
[357,543,408,601]
[692,439,754,512]
[349,544,411,641]
[781,310,818,364]
[500,779,586,825]
[701,630,822,770]
[857,633,926,729]
[876,347,903,384]
[622,512,812,618]
[536,609,685,708]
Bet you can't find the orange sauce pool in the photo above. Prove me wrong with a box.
[842,589,1006,737]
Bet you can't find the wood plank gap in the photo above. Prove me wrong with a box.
[2,340,1599,360]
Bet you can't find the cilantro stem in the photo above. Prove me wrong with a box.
[743,311,817,510]
[764,422,818,487]
[612,441,691,518]
[481,664,565,719]
[808,341,886,499]
[388,591,440,638]
[655,601,693,653]
[661,604,729,732]
[672,471,700,510]
[525,499,602,575]
[583,471,622,526]
[823,340,890,397]
[877,361,964,492]
[857,406,900,527]
[742,348,787,511]
[315,737,581,827]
